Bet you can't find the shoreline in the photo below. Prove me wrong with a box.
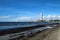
[27,25,60,40]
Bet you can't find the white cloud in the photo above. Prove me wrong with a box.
[46,15,57,18]
[52,15,56,18]
[46,15,52,18]
[15,17,36,22]
[58,16,60,17]
[0,15,60,22]
[0,16,11,18]
[43,16,45,18]
[0,16,38,22]
[45,15,60,20]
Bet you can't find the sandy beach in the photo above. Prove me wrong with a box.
[27,25,60,40]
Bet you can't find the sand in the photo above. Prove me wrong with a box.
[27,26,60,40]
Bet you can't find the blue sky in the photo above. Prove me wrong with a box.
[0,0,60,21]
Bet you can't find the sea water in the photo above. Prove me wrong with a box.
[0,22,53,30]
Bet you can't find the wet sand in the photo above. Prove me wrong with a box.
[27,25,60,40]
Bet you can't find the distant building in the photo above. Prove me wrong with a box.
[36,11,46,22]
[39,12,44,22]
[40,12,43,20]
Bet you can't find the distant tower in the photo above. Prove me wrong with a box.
[40,12,43,22]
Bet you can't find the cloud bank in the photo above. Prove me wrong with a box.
[0,15,60,22]
[0,16,11,18]
[15,17,38,22]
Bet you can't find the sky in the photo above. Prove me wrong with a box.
[0,0,60,22]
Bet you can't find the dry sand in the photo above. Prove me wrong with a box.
[27,26,60,40]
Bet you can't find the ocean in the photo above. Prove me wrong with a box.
[0,22,53,30]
